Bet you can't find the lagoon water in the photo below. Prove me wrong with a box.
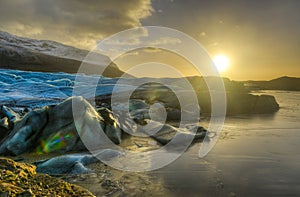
[151,91,300,196]
[1,69,299,196]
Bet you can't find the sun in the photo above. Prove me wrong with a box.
[213,54,230,73]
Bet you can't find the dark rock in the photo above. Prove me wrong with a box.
[34,154,97,175]
[151,122,207,146]
[0,124,9,142]
[97,107,122,145]
[227,93,279,115]
[253,94,280,113]
[0,108,48,155]
[0,106,20,129]
[0,97,123,156]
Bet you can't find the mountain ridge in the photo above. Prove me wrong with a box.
[243,76,300,91]
[0,31,125,77]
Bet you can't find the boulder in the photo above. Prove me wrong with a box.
[0,118,9,141]
[152,123,207,145]
[253,94,280,113]
[226,93,279,115]
[0,96,122,156]
[0,108,48,155]
[34,149,123,175]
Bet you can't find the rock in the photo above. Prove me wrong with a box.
[0,157,95,196]
[127,80,279,116]
[0,106,20,128]
[151,122,207,146]
[0,95,207,166]
[33,154,95,175]
[0,97,123,156]
[0,108,48,155]
[226,93,256,115]
[226,93,279,115]
[19,189,34,197]
[34,149,123,175]
[117,99,185,122]
[165,108,181,121]
[97,107,122,144]
[0,117,9,129]
[129,99,149,112]
[0,183,24,197]
[253,94,279,113]
[131,88,180,109]
[0,119,9,142]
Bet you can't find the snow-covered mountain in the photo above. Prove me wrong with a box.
[0,31,124,77]
[0,31,91,61]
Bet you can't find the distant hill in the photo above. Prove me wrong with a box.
[244,76,300,91]
[0,31,125,77]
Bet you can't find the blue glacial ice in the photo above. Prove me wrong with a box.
[0,69,135,108]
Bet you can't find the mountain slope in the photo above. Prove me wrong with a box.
[244,76,300,91]
[0,31,124,77]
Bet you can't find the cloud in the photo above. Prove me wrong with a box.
[99,27,149,46]
[146,37,182,46]
[199,32,206,37]
[0,0,153,49]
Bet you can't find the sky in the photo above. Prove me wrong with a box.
[0,0,299,80]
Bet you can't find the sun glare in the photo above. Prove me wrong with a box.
[213,54,230,73]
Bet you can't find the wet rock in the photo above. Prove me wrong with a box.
[0,108,48,155]
[34,154,96,175]
[165,108,181,121]
[34,149,123,175]
[0,106,20,128]
[0,119,9,141]
[151,122,207,146]
[97,107,122,144]
[0,97,123,156]
[129,99,149,112]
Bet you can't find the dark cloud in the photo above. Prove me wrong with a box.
[0,0,153,49]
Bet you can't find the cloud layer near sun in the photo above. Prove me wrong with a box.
[0,0,153,49]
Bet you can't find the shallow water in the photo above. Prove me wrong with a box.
[149,91,300,196]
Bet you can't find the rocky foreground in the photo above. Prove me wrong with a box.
[0,157,95,196]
